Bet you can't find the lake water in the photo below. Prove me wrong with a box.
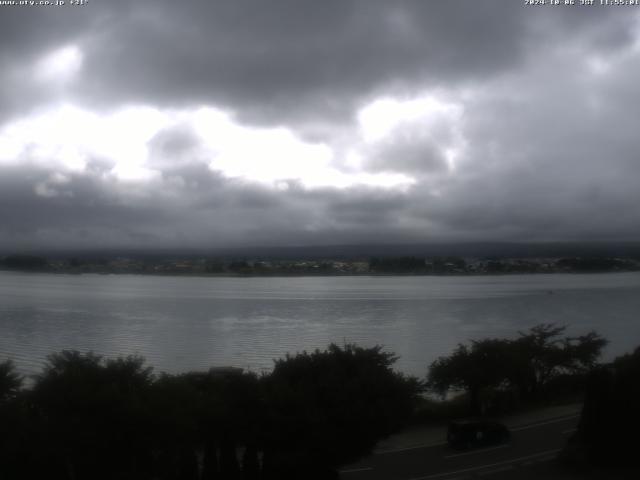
[1,271,640,377]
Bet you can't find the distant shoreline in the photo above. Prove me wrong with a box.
[2,268,639,278]
[2,253,639,278]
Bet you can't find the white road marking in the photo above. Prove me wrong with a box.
[478,465,514,476]
[375,441,446,454]
[535,455,557,462]
[444,444,509,459]
[562,428,577,435]
[339,466,373,474]
[510,414,579,432]
[407,448,561,480]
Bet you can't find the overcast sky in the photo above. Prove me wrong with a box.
[1,0,639,251]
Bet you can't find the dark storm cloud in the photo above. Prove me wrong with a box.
[408,40,640,242]
[0,0,632,121]
[74,1,634,128]
[0,1,569,124]
[0,0,129,122]
[1,1,640,250]
[0,156,423,250]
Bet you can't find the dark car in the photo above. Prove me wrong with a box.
[447,419,510,450]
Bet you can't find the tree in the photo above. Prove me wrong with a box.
[0,344,441,479]
[0,359,22,402]
[146,367,262,480]
[145,373,202,480]
[0,359,26,479]
[427,339,511,415]
[369,257,426,273]
[30,351,155,480]
[1,254,47,270]
[566,346,640,467]
[509,324,607,398]
[427,324,608,414]
[262,344,423,478]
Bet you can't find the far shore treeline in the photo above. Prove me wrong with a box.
[1,252,640,276]
[0,326,639,479]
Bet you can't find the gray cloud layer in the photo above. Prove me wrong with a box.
[1,1,639,250]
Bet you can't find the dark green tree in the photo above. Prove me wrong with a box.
[0,359,26,479]
[1,254,47,270]
[566,346,640,468]
[262,344,423,478]
[147,373,201,480]
[148,368,262,480]
[427,324,607,414]
[428,339,511,415]
[30,351,155,480]
[369,257,426,273]
[2,344,424,480]
[0,359,22,402]
[509,324,607,398]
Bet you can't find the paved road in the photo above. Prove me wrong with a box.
[340,415,579,480]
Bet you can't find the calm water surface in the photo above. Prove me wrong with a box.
[1,271,640,377]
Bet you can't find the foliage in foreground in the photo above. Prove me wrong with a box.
[565,346,640,468]
[427,324,607,415]
[0,344,422,480]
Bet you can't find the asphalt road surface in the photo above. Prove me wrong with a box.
[340,414,579,480]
